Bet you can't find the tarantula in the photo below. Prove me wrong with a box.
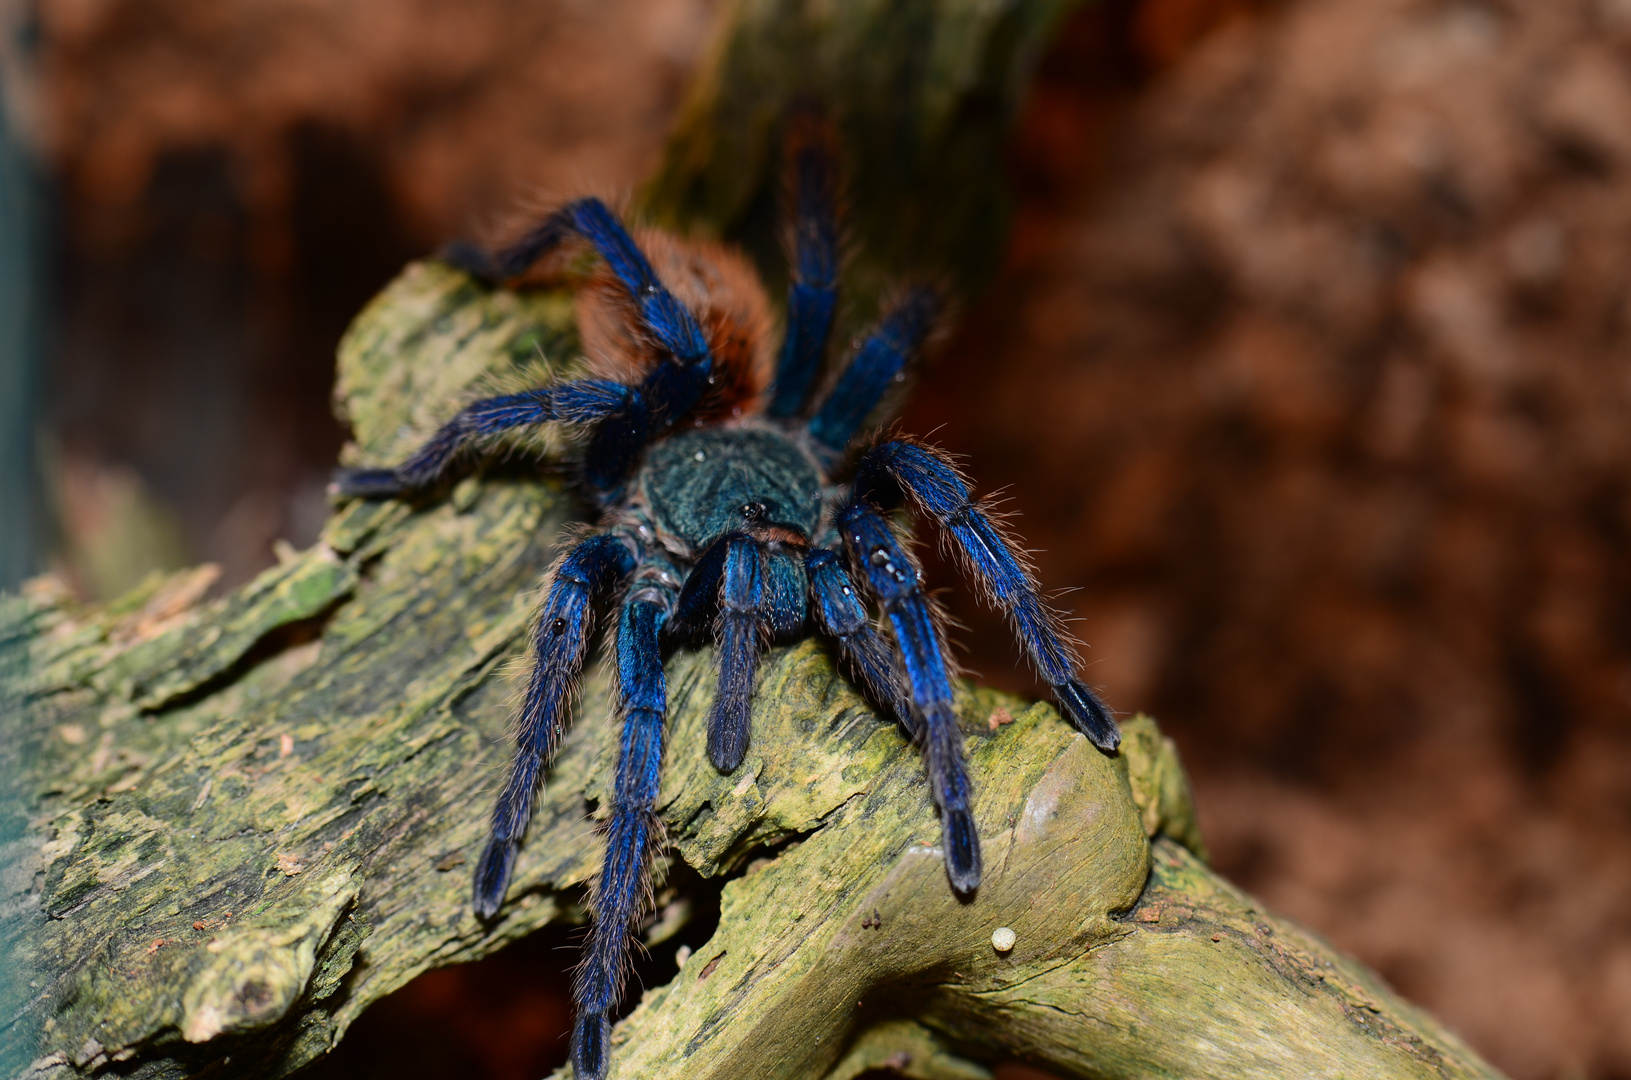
[333,119,1120,1080]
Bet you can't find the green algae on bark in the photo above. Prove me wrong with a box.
[1,259,1506,1080]
[0,0,1509,1071]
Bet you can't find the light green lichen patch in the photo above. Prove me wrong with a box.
[104,545,360,711]
[1118,714,1209,862]
[918,838,1504,1080]
[0,265,590,1080]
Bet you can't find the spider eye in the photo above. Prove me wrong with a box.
[741,501,767,521]
[551,618,568,635]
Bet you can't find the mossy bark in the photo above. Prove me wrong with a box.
[0,265,1509,1080]
[1,1,1508,1077]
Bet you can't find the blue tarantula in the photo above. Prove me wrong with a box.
[334,120,1120,1080]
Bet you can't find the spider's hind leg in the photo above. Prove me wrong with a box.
[442,197,723,496]
[472,532,634,919]
[572,574,677,1080]
[837,498,981,894]
[806,286,940,453]
[855,439,1120,751]
[443,197,710,368]
[768,109,842,418]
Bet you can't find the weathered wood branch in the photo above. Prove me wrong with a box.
[1,2,1508,1077]
[1,262,1506,1080]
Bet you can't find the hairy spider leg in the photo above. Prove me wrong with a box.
[838,498,981,894]
[472,532,635,919]
[331,381,635,496]
[767,111,841,418]
[441,215,571,283]
[806,547,917,736]
[708,536,767,771]
[675,533,816,768]
[668,531,734,633]
[855,440,1121,752]
[573,581,676,1080]
[806,286,941,453]
[444,198,710,366]
[439,197,723,496]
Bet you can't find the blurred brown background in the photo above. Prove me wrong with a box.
[6,0,1631,1077]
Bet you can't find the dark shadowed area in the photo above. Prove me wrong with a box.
[9,0,1631,1077]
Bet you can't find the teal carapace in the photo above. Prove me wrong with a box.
[640,426,824,549]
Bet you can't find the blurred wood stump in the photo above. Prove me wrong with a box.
[1,1,1508,1077]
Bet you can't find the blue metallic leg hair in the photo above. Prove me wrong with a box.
[806,547,916,736]
[767,111,840,418]
[472,532,635,919]
[668,533,734,636]
[441,215,569,283]
[837,498,981,893]
[330,381,634,495]
[572,577,676,1080]
[436,197,720,497]
[709,536,766,772]
[442,198,709,365]
[807,286,940,452]
[854,440,1121,751]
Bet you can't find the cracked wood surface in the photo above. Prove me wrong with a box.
[0,260,1509,1080]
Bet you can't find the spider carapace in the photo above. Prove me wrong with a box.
[333,115,1121,1080]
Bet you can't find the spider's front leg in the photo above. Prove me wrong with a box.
[806,547,916,737]
[473,532,635,917]
[855,440,1121,752]
[670,533,766,771]
[439,197,723,495]
[838,497,981,894]
[573,570,677,1080]
[709,536,766,772]
[330,381,635,496]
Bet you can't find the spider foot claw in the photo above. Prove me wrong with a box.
[1057,680,1121,753]
[330,467,405,499]
[471,835,517,921]
[571,1011,612,1080]
[943,806,982,896]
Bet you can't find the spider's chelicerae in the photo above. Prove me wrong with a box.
[334,119,1120,1080]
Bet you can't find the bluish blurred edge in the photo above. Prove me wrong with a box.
[0,8,43,1029]
[1,14,42,594]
